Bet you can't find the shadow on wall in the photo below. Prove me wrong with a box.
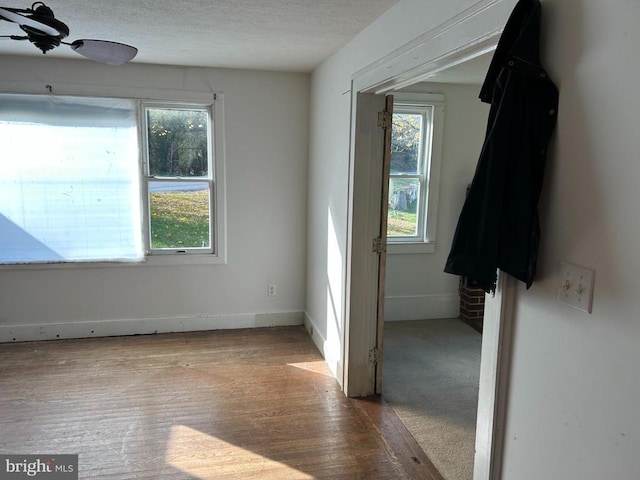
[0,214,63,263]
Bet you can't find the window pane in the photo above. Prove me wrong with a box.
[149,181,211,249]
[391,113,422,174]
[0,95,142,264]
[387,177,420,237]
[146,107,209,177]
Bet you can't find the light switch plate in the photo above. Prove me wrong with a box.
[557,262,595,313]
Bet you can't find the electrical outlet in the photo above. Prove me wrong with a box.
[268,284,277,297]
[557,262,595,313]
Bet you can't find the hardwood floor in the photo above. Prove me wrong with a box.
[0,326,443,479]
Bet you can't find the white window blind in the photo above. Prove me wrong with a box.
[0,94,143,264]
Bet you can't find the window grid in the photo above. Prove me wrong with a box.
[141,104,216,255]
[388,104,434,244]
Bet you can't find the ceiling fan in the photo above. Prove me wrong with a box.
[0,1,137,65]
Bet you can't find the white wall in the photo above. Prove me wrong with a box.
[500,0,640,478]
[384,82,489,321]
[0,56,309,341]
[305,0,489,382]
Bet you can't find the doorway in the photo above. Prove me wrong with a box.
[342,8,517,479]
[381,69,491,480]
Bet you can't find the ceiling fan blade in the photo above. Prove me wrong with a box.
[0,7,60,36]
[70,39,137,65]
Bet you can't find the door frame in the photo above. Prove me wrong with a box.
[341,1,517,479]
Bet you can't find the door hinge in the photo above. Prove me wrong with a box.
[369,346,379,365]
[372,237,386,254]
[378,110,392,129]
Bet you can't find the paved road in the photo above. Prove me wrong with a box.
[149,181,208,192]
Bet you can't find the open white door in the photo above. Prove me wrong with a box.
[374,95,393,394]
[343,92,390,397]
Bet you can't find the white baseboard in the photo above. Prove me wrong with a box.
[303,313,324,353]
[303,312,342,383]
[0,311,304,343]
[384,294,460,321]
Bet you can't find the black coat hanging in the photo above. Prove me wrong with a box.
[444,0,559,293]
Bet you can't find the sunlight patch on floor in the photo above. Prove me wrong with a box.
[166,425,314,479]
[287,360,334,378]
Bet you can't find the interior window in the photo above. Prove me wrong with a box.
[387,96,443,247]
[388,108,429,240]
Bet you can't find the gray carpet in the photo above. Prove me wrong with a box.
[382,318,482,480]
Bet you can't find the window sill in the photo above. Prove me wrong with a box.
[142,253,227,267]
[387,242,436,255]
[0,253,227,271]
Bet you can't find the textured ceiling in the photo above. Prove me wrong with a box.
[0,0,399,71]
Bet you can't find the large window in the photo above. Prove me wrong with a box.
[387,93,444,251]
[0,94,142,264]
[0,93,222,265]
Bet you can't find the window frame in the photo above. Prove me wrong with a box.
[0,87,227,269]
[387,92,445,255]
[141,102,216,256]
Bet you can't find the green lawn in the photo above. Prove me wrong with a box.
[387,210,417,236]
[150,191,210,248]
[151,192,414,246]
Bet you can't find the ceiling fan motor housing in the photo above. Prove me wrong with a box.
[21,27,58,52]
[21,1,69,53]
